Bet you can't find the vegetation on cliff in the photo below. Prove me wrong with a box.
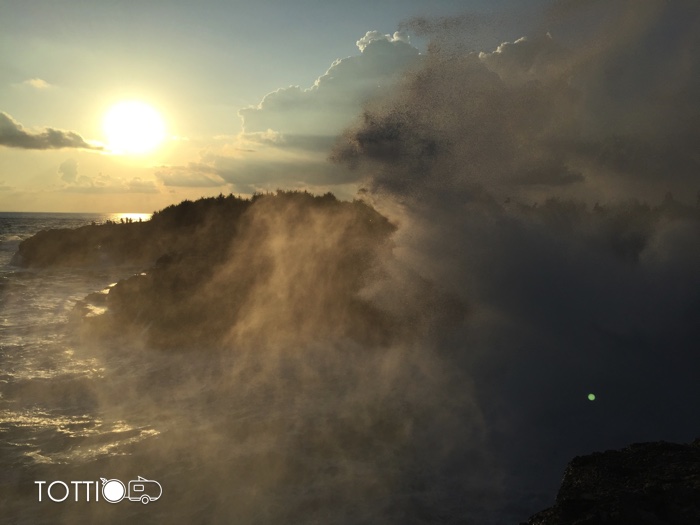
[17,191,398,348]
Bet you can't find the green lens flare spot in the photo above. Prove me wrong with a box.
[588,393,596,401]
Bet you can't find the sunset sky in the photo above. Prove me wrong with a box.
[3,1,698,213]
[0,0,542,212]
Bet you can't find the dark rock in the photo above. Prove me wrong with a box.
[22,191,464,350]
[526,439,700,525]
[14,192,253,268]
[97,191,400,349]
[15,221,153,268]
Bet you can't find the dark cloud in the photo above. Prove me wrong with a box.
[0,112,99,150]
[334,2,700,203]
[332,48,582,199]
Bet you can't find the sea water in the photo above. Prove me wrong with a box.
[0,213,155,462]
[0,213,169,523]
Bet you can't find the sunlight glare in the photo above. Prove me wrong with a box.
[103,101,166,155]
[109,212,152,223]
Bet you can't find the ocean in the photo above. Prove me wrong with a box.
[0,212,156,465]
[0,213,173,523]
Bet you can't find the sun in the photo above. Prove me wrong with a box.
[103,100,166,155]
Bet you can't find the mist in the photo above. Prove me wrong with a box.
[328,0,700,508]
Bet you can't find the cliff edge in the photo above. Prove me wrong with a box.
[525,439,700,525]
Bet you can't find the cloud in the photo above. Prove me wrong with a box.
[331,48,583,198]
[239,31,420,137]
[127,177,160,194]
[160,149,358,196]
[243,130,337,154]
[400,13,487,39]
[334,3,700,203]
[478,33,570,83]
[214,155,357,188]
[189,32,421,191]
[62,173,159,194]
[58,158,78,183]
[0,112,99,150]
[155,164,228,188]
[399,12,504,56]
[355,30,411,52]
[22,78,53,90]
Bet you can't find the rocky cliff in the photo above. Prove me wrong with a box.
[13,193,254,268]
[525,439,700,525]
[16,191,414,349]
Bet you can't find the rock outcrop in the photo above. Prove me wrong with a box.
[15,191,419,350]
[16,191,465,350]
[526,439,700,525]
[13,193,254,268]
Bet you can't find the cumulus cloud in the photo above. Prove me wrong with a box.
[478,33,570,83]
[0,112,99,150]
[239,31,419,137]
[194,32,421,191]
[355,30,411,51]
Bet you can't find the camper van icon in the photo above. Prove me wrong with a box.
[100,476,162,504]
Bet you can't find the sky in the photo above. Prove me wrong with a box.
[1,0,699,213]
[0,0,544,213]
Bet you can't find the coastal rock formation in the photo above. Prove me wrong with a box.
[103,191,401,348]
[13,193,253,268]
[15,191,465,350]
[526,439,700,525]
